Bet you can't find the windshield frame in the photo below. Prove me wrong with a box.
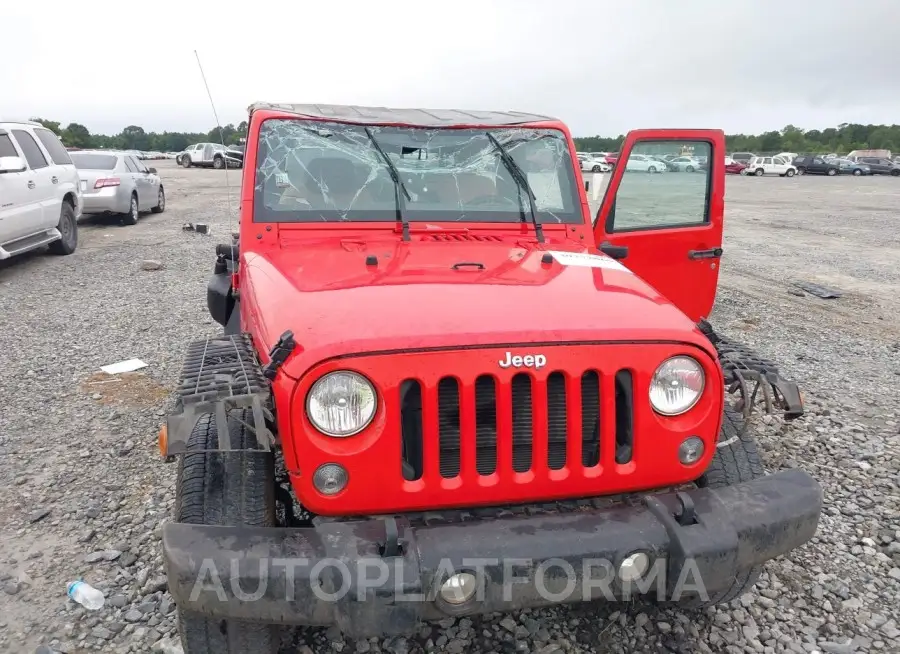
[250,116,584,227]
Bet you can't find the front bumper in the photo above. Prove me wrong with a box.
[162,469,821,638]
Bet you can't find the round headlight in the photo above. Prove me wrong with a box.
[649,356,704,416]
[307,371,377,436]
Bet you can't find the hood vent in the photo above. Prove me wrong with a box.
[421,233,503,242]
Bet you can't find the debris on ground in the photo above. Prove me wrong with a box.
[793,281,843,299]
[141,259,164,271]
[100,358,147,374]
[182,222,209,234]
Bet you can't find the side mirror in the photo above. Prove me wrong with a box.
[0,156,27,174]
[147,167,157,174]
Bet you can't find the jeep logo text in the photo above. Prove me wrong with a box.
[498,352,547,369]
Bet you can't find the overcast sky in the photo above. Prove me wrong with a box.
[3,1,896,137]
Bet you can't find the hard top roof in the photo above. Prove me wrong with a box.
[248,102,559,127]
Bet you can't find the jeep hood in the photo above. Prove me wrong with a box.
[240,238,714,379]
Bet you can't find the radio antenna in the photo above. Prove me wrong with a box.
[193,50,237,235]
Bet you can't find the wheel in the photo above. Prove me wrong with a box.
[175,411,278,654]
[754,168,764,176]
[826,167,837,176]
[655,408,766,609]
[47,201,77,255]
[122,194,139,225]
[175,154,183,166]
[891,169,900,176]
[591,165,602,172]
[852,168,861,176]
[690,407,766,604]
[797,167,805,175]
[213,155,225,170]
[151,186,166,213]
[785,168,795,178]
[181,155,192,168]
[685,165,694,173]
[647,166,657,173]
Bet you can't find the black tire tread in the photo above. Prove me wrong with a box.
[693,406,766,605]
[151,187,165,214]
[175,411,278,654]
[122,194,139,226]
[48,202,77,255]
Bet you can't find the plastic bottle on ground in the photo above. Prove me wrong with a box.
[66,580,105,610]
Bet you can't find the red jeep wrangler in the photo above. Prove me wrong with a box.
[160,103,822,653]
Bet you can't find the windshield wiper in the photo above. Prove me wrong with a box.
[364,127,411,241]
[485,132,544,243]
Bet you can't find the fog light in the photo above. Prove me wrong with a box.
[618,552,650,583]
[313,464,348,495]
[439,572,477,605]
[678,436,705,465]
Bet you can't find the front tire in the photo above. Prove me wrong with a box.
[48,201,77,255]
[672,407,765,607]
[151,186,166,213]
[213,156,225,170]
[648,165,658,173]
[591,165,602,172]
[182,155,192,168]
[685,165,694,173]
[785,168,796,177]
[122,194,139,225]
[852,169,862,176]
[754,168,764,176]
[174,411,278,654]
[891,169,900,176]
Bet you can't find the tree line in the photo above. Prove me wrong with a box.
[27,118,900,156]
[577,123,900,155]
[28,118,248,152]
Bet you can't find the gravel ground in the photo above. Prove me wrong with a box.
[0,162,898,654]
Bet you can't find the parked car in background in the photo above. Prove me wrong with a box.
[581,157,611,173]
[775,152,799,164]
[792,155,840,176]
[833,158,871,176]
[624,153,666,172]
[846,149,892,162]
[731,152,755,164]
[177,142,244,169]
[604,152,619,167]
[70,151,165,225]
[667,156,702,172]
[856,157,900,176]
[724,156,747,175]
[0,120,81,260]
[745,156,797,177]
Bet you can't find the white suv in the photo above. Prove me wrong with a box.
[745,155,797,178]
[0,120,82,261]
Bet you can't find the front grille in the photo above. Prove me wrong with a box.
[400,368,633,481]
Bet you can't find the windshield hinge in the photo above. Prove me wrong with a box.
[262,330,296,380]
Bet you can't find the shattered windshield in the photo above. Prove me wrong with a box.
[254,119,582,224]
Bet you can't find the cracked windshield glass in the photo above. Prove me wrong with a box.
[254,119,583,224]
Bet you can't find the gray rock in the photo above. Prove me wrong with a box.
[124,609,143,623]
[141,260,164,271]
[27,508,51,523]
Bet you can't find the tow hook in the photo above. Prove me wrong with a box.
[673,492,696,527]
[379,517,405,558]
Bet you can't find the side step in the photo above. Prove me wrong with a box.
[164,333,275,454]
[0,228,61,260]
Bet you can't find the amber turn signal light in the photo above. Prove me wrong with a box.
[158,425,168,458]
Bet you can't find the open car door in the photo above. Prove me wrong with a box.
[592,129,725,323]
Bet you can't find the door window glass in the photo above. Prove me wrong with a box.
[604,140,711,231]
[123,157,137,172]
[34,128,73,165]
[0,134,18,157]
[11,130,49,169]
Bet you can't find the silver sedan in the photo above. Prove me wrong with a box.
[70,151,166,225]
